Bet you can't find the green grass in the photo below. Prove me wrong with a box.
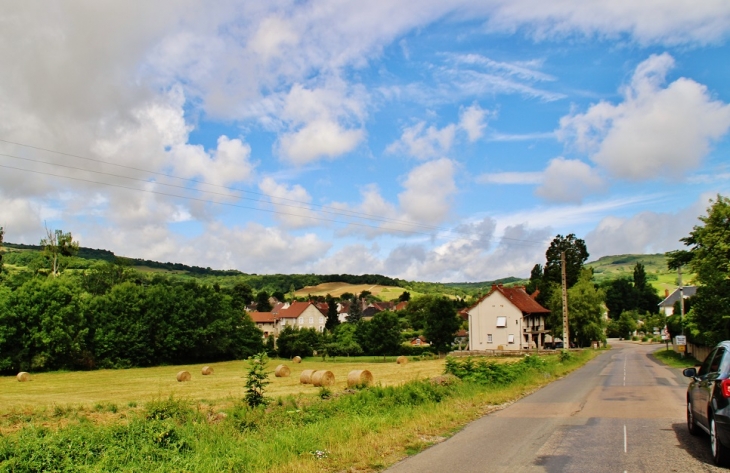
[0,351,600,472]
[652,347,699,368]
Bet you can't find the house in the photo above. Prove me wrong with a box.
[248,312,277,338]
[362,306,381,320]
[395,301,409,311]
[658,286,697,316]
[276,301,327,332]
[410,336,429,346]
[337,301,350,323]
[467,284,550,351]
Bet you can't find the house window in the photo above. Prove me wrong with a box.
[309,317,314,324]
[298,317,303,325]
[487,334,493,343]
[508,334,515,344]
[496,316,506,327]
[319,316,324,324]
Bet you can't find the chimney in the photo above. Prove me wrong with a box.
[665,289,669,298]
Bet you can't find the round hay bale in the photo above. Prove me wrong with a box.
[396,356,408,365]
[300,369,315,384]
[201,366,214,375]
[312,370,335,387]
[275,364,291,377]
[292,356,302,363]
[16,372,30,382]
[347,369,373,387]
[176,370,191,382]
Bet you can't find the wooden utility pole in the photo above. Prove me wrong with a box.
[561,251,569,348]
[678,266,684,335]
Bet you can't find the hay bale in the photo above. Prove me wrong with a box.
[396,356,408,365]
[347,369,373,387]
[312,370,335,387]
[292,356,302,363]
[300,369,315,384]
[16,372,30,382]
[275,364,291,377]
[201,366,214,375]
[176,370,191,382]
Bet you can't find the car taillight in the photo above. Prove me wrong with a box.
[721,379,730,398]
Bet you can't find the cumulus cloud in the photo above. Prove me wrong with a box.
[258,177,317,228]
[386,122,456,160]
[535,157,606,203]
[398,158,457,225]
[459,103,489,141]
[558,53,730,181]
[584,194,712,258]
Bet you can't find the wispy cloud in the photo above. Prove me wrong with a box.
[476,171,543,185]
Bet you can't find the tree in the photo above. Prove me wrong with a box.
[0,226,4,275]
[346,296,362,323]
[548,268,605,347]
[357,311,401,358]
[633,263,661,315]
[616,311,638,339]
[398,291,411,302]
[40,227,79,277]
[227,283,254,310]
[422,296,461,356]
[244,352,270,408]
[325,295,340,331]
[666,195,730,345]
[604,278,634,319]
[327,323,363,358]
[543,234,589,288]
[255,290,272,312]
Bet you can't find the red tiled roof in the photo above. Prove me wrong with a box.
[468,284,550,314]
[395,301,409,311]
[248,312,276,323]
[277,301,313,318]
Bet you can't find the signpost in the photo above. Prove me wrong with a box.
[676,335,687,354]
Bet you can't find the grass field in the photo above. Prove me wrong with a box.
[0,351,600,472]
[0,357,447,413]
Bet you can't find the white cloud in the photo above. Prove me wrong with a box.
[387,122,456,160]
[459,103,488,142]
[484,0,730,46]
[477,171,543,185]
[398,158,457,225]
[558,53,730,181]
[584,194,712,259]
[535,157,606,203]
[258,177,317,228]
[278,120,364,165]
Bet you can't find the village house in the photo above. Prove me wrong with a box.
[658,286,697,316]
[276,301,327,332]
[467,284,550,351]
[249,311,277,338]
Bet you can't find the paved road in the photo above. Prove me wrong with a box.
[385,341,725,473]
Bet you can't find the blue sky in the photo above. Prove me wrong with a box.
[1,1,729,282]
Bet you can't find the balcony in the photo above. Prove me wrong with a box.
[524,325,545,333]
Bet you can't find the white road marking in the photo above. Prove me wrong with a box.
[624,424,627,453]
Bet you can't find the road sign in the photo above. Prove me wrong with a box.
[678,345,686,353]
[676,335,687,346]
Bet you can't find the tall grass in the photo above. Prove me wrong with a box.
[0,351,598,472]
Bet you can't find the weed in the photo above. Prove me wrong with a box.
[318,387,332,399]
[144,396,194,422]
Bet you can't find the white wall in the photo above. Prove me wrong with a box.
[468,291,525,351]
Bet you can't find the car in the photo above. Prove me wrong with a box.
[683,341,730,466]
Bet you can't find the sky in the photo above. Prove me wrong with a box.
[1,1,729,283]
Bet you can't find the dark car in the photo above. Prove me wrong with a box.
[684,341,730,466]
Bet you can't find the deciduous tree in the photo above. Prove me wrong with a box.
[40,227,79,277]
[543,234,589,288]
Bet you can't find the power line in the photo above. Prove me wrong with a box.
[0,138,443,232]
[0,151,440,231]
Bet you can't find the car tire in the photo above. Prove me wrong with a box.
[711,415,730,466]
[687,399,699,436]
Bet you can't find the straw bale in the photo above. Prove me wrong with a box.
[275,364,291,377]
[396,356,408,365]
[16,372,30,382]
[300,369,315,384]
[347,369,373,387]
[312,370,335,387]
[201,366,214,375]
[176,370,191,382]
[292,356,302,363]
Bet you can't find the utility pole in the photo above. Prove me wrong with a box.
[561,251,569,348]
[678,266,684,335]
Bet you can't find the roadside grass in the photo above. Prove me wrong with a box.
[0,350,601,472]
[653,347,699,368]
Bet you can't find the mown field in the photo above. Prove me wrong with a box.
[293,282,408,299]
[0,357,445,414]
[0,351,601,472]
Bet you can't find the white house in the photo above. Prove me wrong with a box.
[467,284,550,351]
[658,286,697,316]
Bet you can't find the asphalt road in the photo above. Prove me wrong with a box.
[385,341,726,473]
